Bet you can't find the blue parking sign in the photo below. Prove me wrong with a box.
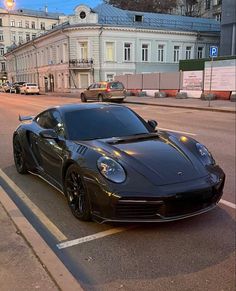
[210,46,218,57]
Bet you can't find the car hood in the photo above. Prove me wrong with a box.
[91,135,208,186]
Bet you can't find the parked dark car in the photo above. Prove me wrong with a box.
[80,81,126,102]
[13,81,27,93]
[13,103,225,223]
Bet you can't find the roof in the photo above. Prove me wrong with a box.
[56,103,123,114]
[6,8,64,19]
[93,4,220,32]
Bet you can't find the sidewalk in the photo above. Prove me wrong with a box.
[43,91,236,113]
[0,185,82,291]
[124,96,236,113]
[0,200,58,291]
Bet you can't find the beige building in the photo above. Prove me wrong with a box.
[5,4,220,93]
[0,6,64,82]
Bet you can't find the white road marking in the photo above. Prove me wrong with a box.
[0,169,67,242]
[220,199,236,209]
[57,227,131,249]
[159,127,197,136]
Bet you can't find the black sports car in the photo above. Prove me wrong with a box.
[13,103,225,223]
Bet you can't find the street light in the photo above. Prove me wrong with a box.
[4,0,15,10]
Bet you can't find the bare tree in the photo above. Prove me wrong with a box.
[104,0,178,14]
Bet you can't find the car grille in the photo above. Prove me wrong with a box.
[115,188,219,220]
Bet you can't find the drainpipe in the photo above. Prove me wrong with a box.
[98,26,103,81]
[32,42,40,87]
[232,24,236,56]
[12,52,18,82]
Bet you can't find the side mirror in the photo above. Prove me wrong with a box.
[148,120,158,130]
[39,129,58,140]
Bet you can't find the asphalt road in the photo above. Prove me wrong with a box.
[0,93,235,291]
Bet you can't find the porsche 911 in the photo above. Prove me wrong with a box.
[13,103,225,223]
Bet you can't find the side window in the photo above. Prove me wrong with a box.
[35,111,50,128]
[88,83,95,89]
[36,110,65,137]
[50,110,65,137]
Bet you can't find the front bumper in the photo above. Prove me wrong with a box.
[89,172,225,224]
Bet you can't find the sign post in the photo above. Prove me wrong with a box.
[208,46,218,107]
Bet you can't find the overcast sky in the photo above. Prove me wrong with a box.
[2,0,102,14]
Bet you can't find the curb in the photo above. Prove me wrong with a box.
[0,185,83,291]
[124,100,236,114]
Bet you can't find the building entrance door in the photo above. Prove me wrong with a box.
[80,73,89,88]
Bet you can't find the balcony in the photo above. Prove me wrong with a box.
[69,58,93,69]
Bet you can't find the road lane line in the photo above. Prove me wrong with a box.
[57,227,131,249]
[159,128,197,136]
[220,199,236,209]
[0,186,82,291]
[0,169,67,242]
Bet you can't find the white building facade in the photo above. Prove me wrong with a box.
[5,4,220,92]
[0,7,64,82]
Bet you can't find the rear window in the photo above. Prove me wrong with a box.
[108,82,124,90]
[27,83,37,86]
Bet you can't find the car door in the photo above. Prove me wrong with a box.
[85,83,96,100]
[34,109,66,183]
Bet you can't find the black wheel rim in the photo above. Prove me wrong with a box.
[13,139,23,170]
[66,171,86,216]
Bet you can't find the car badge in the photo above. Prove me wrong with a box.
[177,171,183,176]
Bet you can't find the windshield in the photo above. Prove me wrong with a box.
[64,106,151,140]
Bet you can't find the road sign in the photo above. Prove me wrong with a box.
[210,46,218,58]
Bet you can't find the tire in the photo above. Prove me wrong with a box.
[64,164,91,221]
[98,94,104,102]
[80,93,87,103]
[13,135,28,174]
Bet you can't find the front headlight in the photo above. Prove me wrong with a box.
[196,143,215,165]
[97,156,126,183]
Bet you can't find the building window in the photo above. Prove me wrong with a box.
[25,21,29,28]
[1,62,6,71]
[40,22,45,30]
[205,0,211,9]
[106,73,115,81]
[63,43,68,62]
[31,21,36,29]
[26,33,30,42]
[185,46,192,59]
[11,32,16,42]
[124,43,132,61]
[197,46,204,59]
[142,44,149,62]
[157,44,165,62]
[19,33,23,44]
[32,33,36,39]
[18,21,22,28]
[0,47,4,56]
[0,32,3,42]
[215,13,221,21]
[105,42,115,62]
[134,15,143,22]
[10,20,15,27]
[79,42,88,59]
[173,45,180,62]
[0,19,2,27]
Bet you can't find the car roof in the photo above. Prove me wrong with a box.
[48,103,125,114]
